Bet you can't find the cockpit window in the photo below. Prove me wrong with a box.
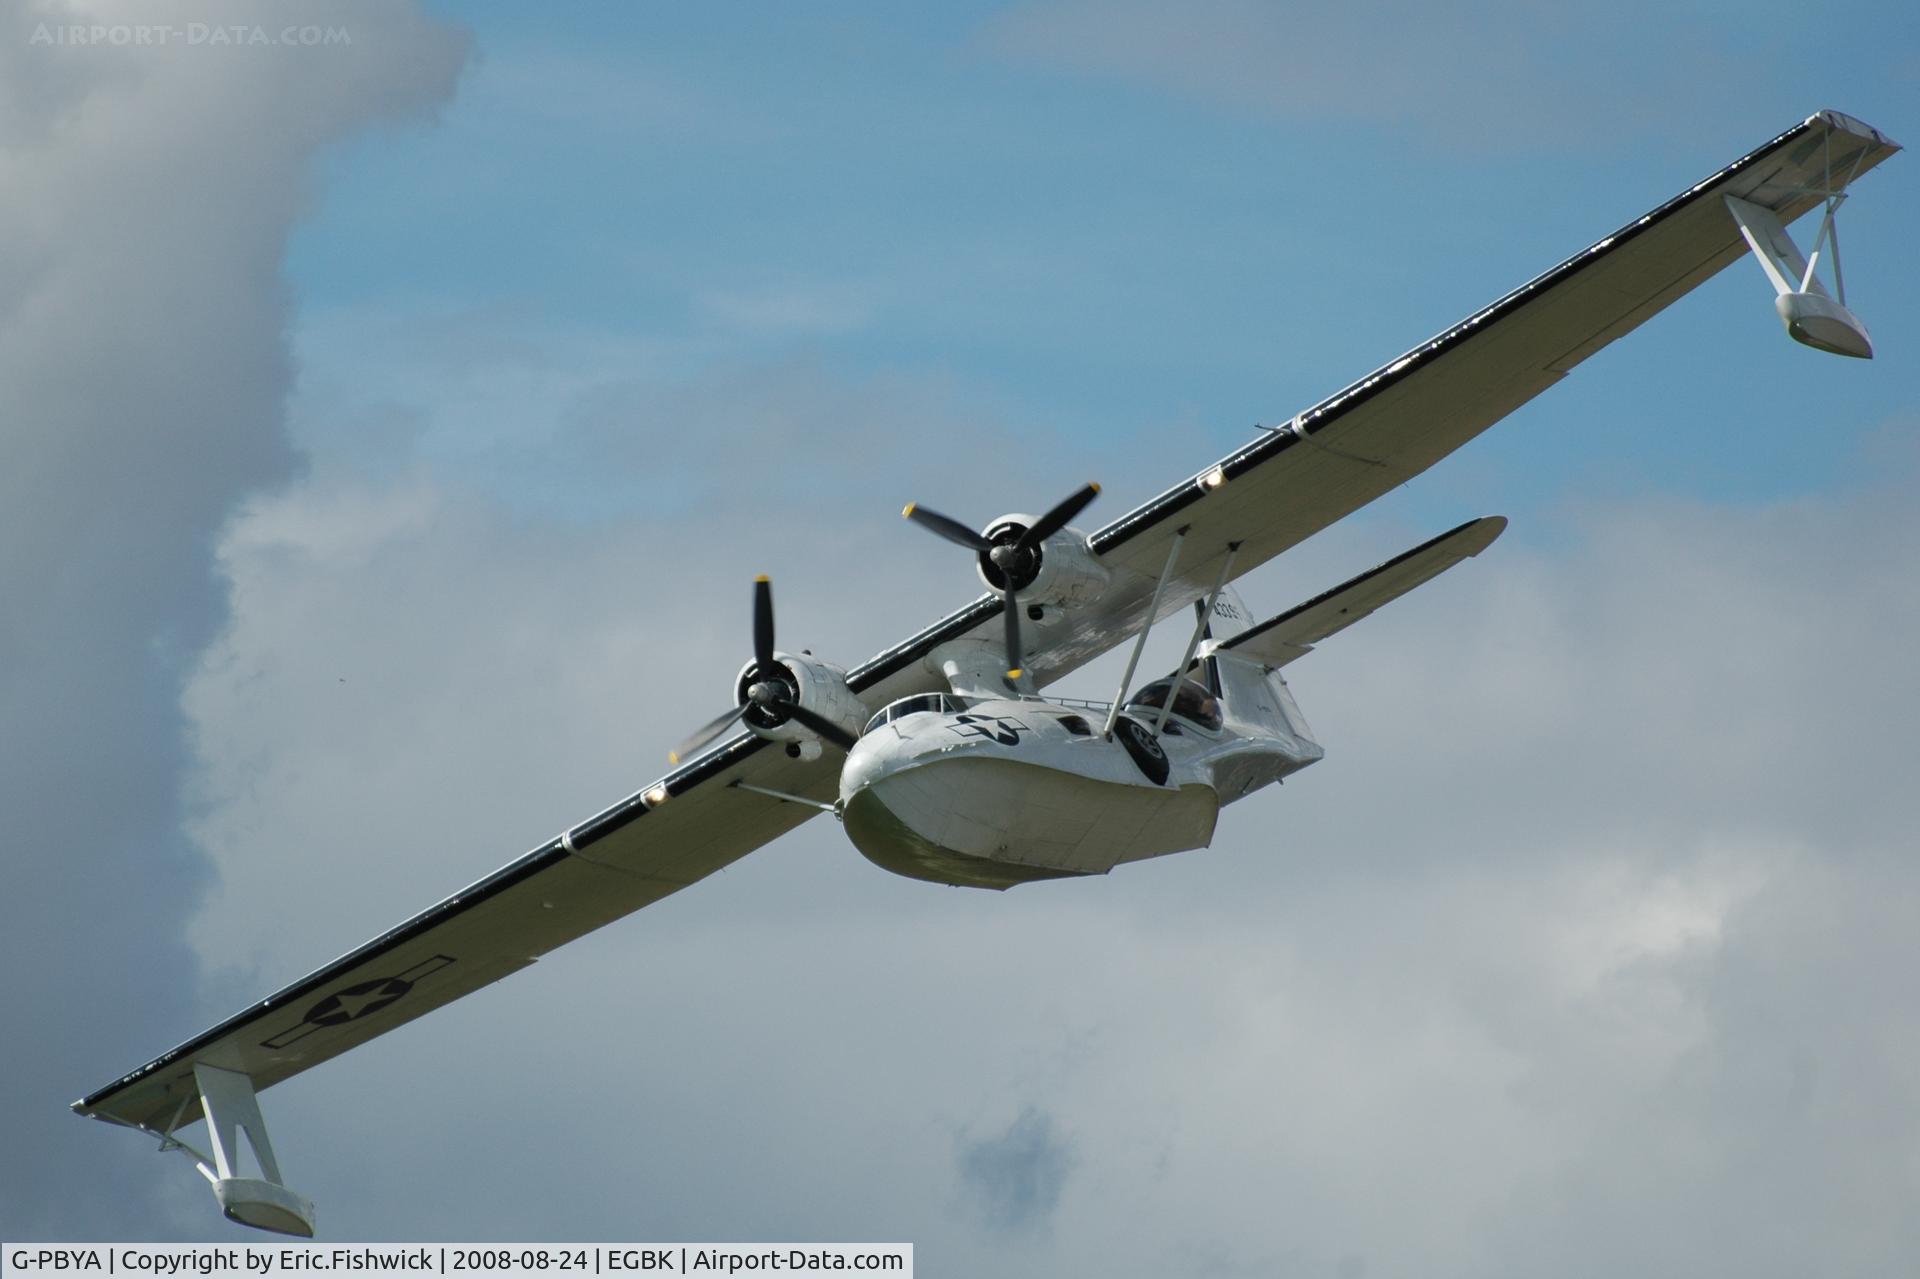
[1123,677,1223,731]
[862,692,974,737]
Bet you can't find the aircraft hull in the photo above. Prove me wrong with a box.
[842,753,1219,889]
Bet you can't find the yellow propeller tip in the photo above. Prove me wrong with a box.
[754,574,770,584]
[667,752,680,765]
[902,502,916,518]
[1089,481,1101,493]
[1006,668,1025,680]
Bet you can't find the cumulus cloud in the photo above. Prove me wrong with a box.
[0,0,467,1238]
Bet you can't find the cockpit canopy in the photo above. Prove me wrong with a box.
[1124,677,1222,731]
[862,691,975,737]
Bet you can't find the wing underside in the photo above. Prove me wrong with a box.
[75,738,830,1132]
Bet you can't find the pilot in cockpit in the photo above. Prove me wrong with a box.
[1123,677,1222,731]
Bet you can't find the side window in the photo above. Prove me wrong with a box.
[1126,679,1175,713]
[1173,681,1223,731]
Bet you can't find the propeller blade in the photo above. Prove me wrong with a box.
[1019,481,1100,549]
[675,573,853,762]
[905,483,1097,683]
[786,701,857,750]
[752,575,776,674]
[669,703,748,765]
[904,502,992,552]
[1003,585,1024,680]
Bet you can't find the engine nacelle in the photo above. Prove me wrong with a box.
[732,650,866,748]
[975,513,1110,610]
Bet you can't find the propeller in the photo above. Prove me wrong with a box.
[668,576,857,765]
[903,481,1100,679]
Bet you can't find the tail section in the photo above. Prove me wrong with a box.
[1208,517,1505,670]
[1198,584,1321,750]
[1198,516,1508,746]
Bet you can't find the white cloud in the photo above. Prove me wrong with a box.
[0,0,467,1238]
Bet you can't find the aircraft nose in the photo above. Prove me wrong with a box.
[837,731,889,805]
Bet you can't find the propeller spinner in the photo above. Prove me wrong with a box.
[903,481,1099,680]
[669,576,858,764]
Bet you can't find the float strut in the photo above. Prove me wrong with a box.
[192,1063,317,1238]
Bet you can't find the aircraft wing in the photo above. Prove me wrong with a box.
[73,735,839,1133]
[984,109,1895,682]
[76,110,1898,1141]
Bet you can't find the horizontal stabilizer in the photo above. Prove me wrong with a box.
[1205,517,1506,669]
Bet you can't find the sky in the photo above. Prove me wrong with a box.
[7,1,1919,1274]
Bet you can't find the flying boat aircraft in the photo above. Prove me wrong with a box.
[73,110,1900,1237]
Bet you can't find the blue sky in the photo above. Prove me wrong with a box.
[289,0,1918,532]
[9,3,1920,1273]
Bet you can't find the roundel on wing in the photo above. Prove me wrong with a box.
[303,976,414,1028]
[1114,716,1171,786]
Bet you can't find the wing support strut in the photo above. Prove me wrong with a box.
[1101,527,1187,740]
[730,779,839,814]
[1153,543,1240,737]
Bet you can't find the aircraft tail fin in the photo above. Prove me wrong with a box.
[1192,584,1320,747]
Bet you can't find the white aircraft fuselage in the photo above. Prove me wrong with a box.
[838,684,1323,889]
